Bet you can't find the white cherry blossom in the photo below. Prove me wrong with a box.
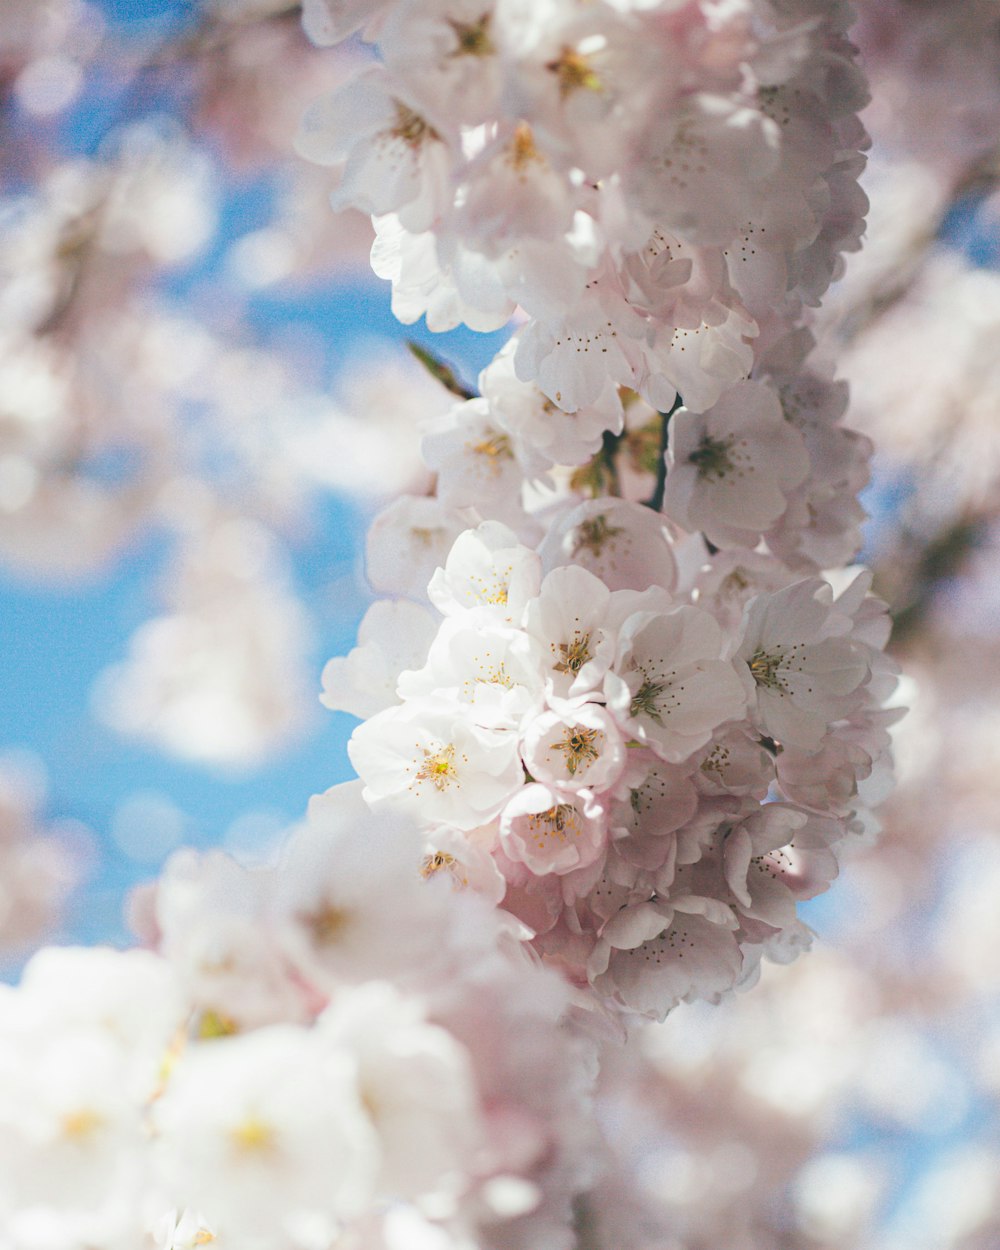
[662,380,810,547]
[366,494,469,601]
[588,894,742,1020]
[151,1024,379,1244]
[480,336,624,467]
[298,67,454,232]
[521,703,626,795]
[605,604,747,762]
[735,578,872,751]
[321,598,438,720]
[421,396,547,525]
[522,564,617,703]
[155,849,308,1031]
[350,702,523,830]
[500,783,607,877]
[318,982,485,1200]
[379,0,504,127]
[723,805,840,932]
[273,783,464,990]
[427,519,542,621]
[609,752,699,872]
[396,615,545,730]
[538,498,677,593]
[371,215,516,333]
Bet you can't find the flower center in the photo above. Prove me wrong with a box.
[629,677,668,723]
[749,648,786,691]
[415,743,460,791]
[196,1008,239,1039]
[551,725,602,776]
[528,803,579,844]
[468,432,513,472]
[688,434,735,481]
[481,583,508,605]
[300,901,350,945]
[230,1116,275,1154]
[62,1108,103,1140]
[448,13,494,57]
[720,569,750,596]
[392,102,437,149]
[480,661,514,688]
[554,632,592,675]
[573,514,623,558]
[547,47,603,97]
[421,850,456,878]
[700,742,731,776]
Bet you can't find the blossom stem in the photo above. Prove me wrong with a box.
[600,429,622,496]
[644,395,683,511]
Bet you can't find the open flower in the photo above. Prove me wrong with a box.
[350,702,523,829]
[663,380,810,548]
[605,604,747,762]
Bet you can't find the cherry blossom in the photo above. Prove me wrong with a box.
[0,0,921,1239]
[299,0,870,416]
[662,380,810,548]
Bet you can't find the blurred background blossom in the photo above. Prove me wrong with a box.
[2,0,1000,1246]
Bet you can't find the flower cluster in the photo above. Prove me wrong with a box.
[302,0,896,1025]
[0,794,596,1249]
[328,353,896,1022]
[300,0,868,420]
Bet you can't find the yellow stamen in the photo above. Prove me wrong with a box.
[528,803,579,843]
[62,1108,103,1140]
[547,47,603,98]
[551,726,602,776]
[392,102,437,148]
[230,1116,274,1153]
[469,433,513,473]
[300,901,350,945]
[554,633,592,675]
[196,1008,239,1040]
[509,121,543,170]
[420,850,456,878]
[416,743,459,791]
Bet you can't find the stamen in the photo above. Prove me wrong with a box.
[528,803,579,843]
[392,102,437,148]
[546,47,603,98]
[300,902,349,945]
[62,1109,103,1139]
[468,433,513,473]
[688,434,735,481]
[447,13,494,57]
[630,678,667,723]
[749,649,785,691]
[554,632,592,675]
[415,743,459,791]
[509,121,542,170]
[420,850,457,878]
[551,725,602,776]
[572,514,623,558]
[230,1117,274,1154]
